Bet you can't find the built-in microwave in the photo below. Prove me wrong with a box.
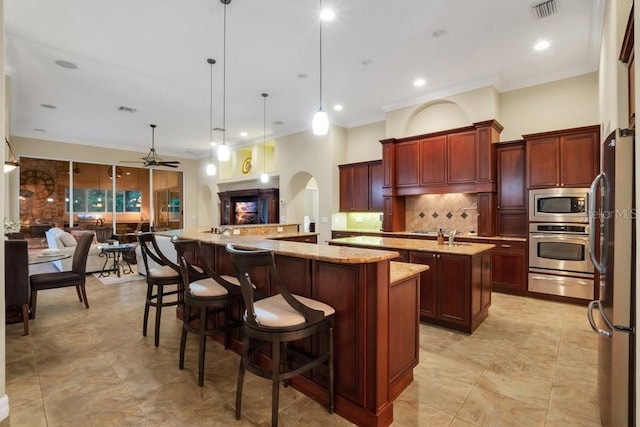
[529,187,589,223]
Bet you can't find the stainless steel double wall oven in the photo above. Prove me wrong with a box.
[528,187,594,299]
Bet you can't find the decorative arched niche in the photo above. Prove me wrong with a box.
[405,100,471,136]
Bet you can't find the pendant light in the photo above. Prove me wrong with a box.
[260,93,269,183]
[206,58,217,176]
[312,0,329,136]
[217,0,231,162]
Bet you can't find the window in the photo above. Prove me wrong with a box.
[67,188,142,213]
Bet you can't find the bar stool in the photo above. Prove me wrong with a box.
[226,243,335,427]
[137,232,182,347]
[173,239,242,386]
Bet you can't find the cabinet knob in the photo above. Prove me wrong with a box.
[501,244,511,248]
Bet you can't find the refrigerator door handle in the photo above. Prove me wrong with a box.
[587,300,613,337]
[588,173,606,274]
[589,300,636,335]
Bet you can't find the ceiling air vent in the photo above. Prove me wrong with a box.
[118,106,137,113]
[532,0,557,19]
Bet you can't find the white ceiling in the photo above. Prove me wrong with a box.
[5,0,604,160]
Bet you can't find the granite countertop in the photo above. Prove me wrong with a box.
[159,229,399,264]
[390,261,429,284]
[328,235,495,256]
[332,229,526,242]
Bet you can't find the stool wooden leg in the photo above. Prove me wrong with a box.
[179,304,190,370]
[154,285,163,347]
[198,306,207,386]
[329,326,334,414]
[235,335,248,420]
[272,339,281,427]
[143,284,152,337]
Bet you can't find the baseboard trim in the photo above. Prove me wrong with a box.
[0,394,10,421]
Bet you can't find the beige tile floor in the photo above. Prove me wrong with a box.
[2,273,601,426]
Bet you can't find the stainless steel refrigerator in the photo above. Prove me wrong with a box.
[587,128,636,426]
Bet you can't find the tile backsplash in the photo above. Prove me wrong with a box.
[406,193,478,233]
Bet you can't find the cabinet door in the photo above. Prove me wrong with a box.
[382,196,406,232]
[369,161,384,211]
[476,192,496,237]
[396,141,420,187]
[352,163,370,210]
[560,132,599,187]
[409,251,438,320]
[437,253,470,325]
[447,131,476,184]
[419,136,446,186]
[339,165,353,212]
[497,142,526,209]
[491,244,526,290]
[527,137,559,188]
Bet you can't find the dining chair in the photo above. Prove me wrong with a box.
[173,239,242,386]
[137,232,182,347]
[226,243,335,427]
[29,233,93,318]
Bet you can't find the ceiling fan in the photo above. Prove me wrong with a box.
[121,124,180,168]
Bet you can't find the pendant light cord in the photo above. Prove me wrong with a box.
[222,1,227,146]
[263,93,267,173]
[319,0,323,108]
[209,60,214,163]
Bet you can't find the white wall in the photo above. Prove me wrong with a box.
[500,73,600,140]
[0,0,8,419]
[344,121,385,163]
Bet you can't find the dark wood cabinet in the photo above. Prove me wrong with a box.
[369,161,384,211]
[382,196,406,232]
[396,141,420,187]
[447,131,477,184]
[339,160,383,212]
[476,192,496,237]
[419,136,447,186]
[620,6,635,128]
[409,250,490,333]
[273,235,318,244]
[496,141,527,237]
[381,120,503,200]
[490,241,527,292]
[525,126,600,189]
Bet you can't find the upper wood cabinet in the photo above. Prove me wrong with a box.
[496,140,527,237]
[525,125,600,189]
[620,5,635,128]
[381,120,503,196]
[339,160,383,212]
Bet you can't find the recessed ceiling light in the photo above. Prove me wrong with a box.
[361,59,373,66]
[333,104,343,111]
[534,40,550,51]
[320,8,335,21]
[34,128,46,132]
[210,141,217,146]
[240,131,248,137]
[413,78,426,87]
[40,104,57,109]
[54,60,78,69]
[273,121,284,126]
[297,73,308,79]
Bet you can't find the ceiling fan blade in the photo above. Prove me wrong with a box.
[158,162,179,168]
[159,161,180,164]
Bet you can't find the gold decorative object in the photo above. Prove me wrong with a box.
[242,157,252,174]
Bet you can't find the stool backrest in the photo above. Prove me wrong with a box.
[174,239,242,295]
[226,243,324,326]
[137,232,179,274]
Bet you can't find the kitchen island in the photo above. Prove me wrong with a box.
[328,235,495,334]
[160,229,427,427]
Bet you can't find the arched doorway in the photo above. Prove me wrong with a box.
[284,172,319,233]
